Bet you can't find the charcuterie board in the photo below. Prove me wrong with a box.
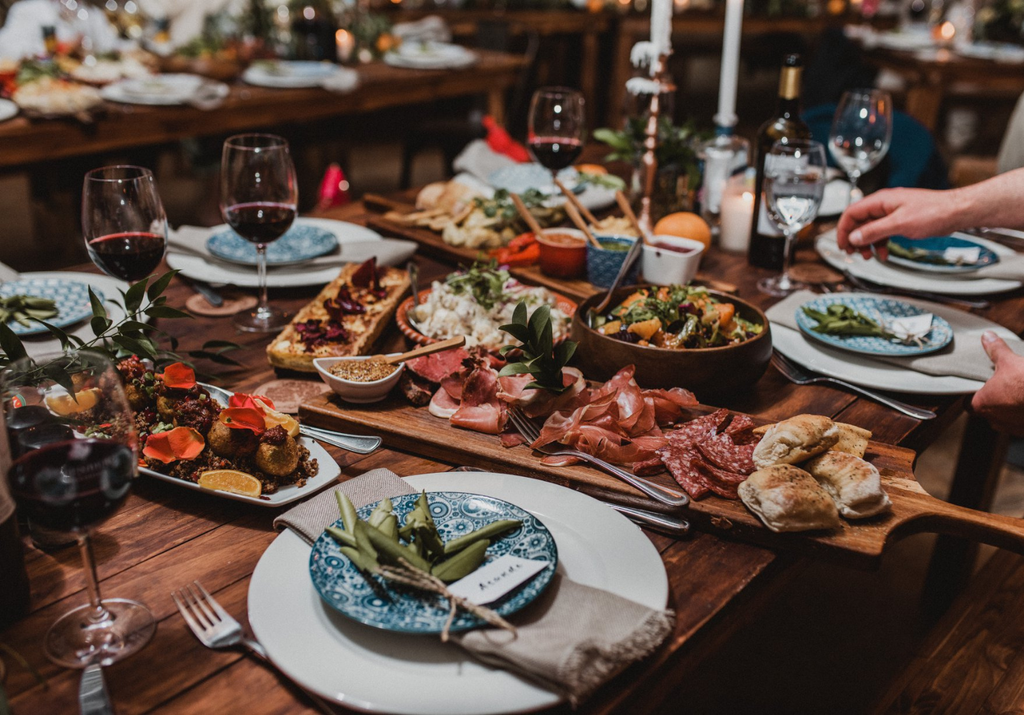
[300,391,1024,569]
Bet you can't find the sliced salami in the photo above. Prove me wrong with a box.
[666,409,729,450]
[632,455,665,477]
[697,433,755,476]
[658,445,711,500]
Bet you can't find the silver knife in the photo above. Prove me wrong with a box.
[180,276,224,307]
[79,664,114,715]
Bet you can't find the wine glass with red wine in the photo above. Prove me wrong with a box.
[220,134,298,332]
[82,166,168,283]
[2,351,155,668]
[527,87,586,185]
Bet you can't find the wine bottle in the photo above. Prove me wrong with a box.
[747,54,812,269]
[0,407,31,629]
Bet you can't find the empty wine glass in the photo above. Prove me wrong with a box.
[758,140,827,296]
[220,134,298,333]
[829,89,893,205]
[527,87,586,185]
[82,166,168,283]
[3,351,155,668]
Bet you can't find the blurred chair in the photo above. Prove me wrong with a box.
[399,20,539,189]
[804,103,950,191]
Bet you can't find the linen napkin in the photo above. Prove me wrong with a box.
[273,468,674,706]
[937,250,1024,280]
[767,289,1024,382]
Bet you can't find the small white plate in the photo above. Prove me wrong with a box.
[816,229,1022,296]
[100,74,227,106]
[248,471,669,714]
[384,42,477,69]
[242,61,339,88]
[0,99,18,122]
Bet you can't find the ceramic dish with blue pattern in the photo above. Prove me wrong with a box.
[795,294,954,357]
[206,223,338,266]
[885,235,999,274]
[0,278,102,337]
[309,491,558,634]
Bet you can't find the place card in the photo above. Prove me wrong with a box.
[447,555,550,606]
[943,246,981,264]
[888,313,933,340]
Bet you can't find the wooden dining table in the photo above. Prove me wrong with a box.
[1,197,1020,714]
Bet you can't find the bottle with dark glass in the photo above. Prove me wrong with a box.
[748,54,812,270]
[0,407,31,629]
[290,0,337,62]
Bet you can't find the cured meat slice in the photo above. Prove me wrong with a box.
[658,445,711,500]
[725,414,759,445]
[399,372,433,407]
[666,409,729,450]
[697,433,755,476]
[500,432,527,448]
[632,455,665,476]
[406,348,471,384]
[697,460,741,500]
[428,388,460,419]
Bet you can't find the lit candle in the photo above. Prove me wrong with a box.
[716,0,743,128]
[650,0,673,56]
[336,29,355,63]
[719,174,755,253]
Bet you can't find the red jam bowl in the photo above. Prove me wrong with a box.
[537,228,587,279]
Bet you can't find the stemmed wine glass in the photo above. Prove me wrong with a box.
[527,87,586,187]
[82,166,168,282]
[3,351,155,668]
[758,139,827,296]
[828,89,893,205]
[220,134,298,332]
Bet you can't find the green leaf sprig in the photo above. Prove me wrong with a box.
[445,260,510,312]
[498,301,577,393]
[593,117,710,191]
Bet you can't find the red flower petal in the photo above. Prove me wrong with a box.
[142,427,205,463]
[161,363,196,390]
[220,407,266,434]
[229,393,277,412]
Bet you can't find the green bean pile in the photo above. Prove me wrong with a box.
[802,304,891,338]
[326,491,521,584]
[0,294,58,328]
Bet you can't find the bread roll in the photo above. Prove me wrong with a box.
[752,415,839,469]
[738,465,841,533]
[804,451,891,519]
[831,423,872,459]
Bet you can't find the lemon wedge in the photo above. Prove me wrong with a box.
[260,405,300,438]
[198,470,262,497]
[45,387,101,416]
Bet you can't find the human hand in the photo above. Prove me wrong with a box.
[836,187,966,260]
[970,331,1024,436]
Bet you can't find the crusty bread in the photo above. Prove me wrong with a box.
[804,451,891,519]
[752,415,839,469]
[752,421,870,459]
[266,263,408,373]
[738,465,841,533]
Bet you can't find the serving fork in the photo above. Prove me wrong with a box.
[505,406,690,510]
[172,581,337,715]
[771,350,936,420]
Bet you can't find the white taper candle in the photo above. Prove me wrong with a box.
[650,0,674,56]
[716,0,743,127]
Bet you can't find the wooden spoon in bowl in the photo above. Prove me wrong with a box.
[375,335,466,365]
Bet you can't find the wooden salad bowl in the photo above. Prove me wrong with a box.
[571,285,772,397]
[395,290,578,347]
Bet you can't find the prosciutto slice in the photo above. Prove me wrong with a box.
[406,348,471,384]
[449,353,506,435]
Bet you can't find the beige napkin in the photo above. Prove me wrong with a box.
[274,468,674,706]
[947,251,1024,280]
[767,289,1024,382]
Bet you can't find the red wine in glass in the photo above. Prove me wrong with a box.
[86,232,166,282]
[528,137,584,173]
[223,201,296,244]
[8,439,134,533]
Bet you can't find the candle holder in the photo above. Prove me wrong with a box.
[699,125,750,236]
[626,42,675,234]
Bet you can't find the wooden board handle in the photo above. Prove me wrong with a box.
[912,499,1024,554]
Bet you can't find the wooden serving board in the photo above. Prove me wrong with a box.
[300,392,1024,569]
[361,194,738,302]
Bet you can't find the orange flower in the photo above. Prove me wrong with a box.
[220,407,266,434]
[161,363,196,390]
[143,427,205,464]
[229,393,275,411]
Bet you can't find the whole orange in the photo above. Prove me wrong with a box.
[653,212,712,249]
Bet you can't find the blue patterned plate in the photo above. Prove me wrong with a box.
[0,279,102,337]
[885,235,999,274]
[795,294,954,357]
[206,223,338,266]
[309,491,558,634]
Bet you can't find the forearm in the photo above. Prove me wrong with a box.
[952,168,1024,230]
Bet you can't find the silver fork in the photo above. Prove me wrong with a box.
[172,581,337,715]
[771,350,936,420]
[506,407,690,509]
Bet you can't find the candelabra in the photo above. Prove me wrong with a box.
[626,42,675,234]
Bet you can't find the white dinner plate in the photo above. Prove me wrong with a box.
[0,99,18,122]
[242,61,339,88]
[248,471,669,715]
[816,229,1022,295]
[100,74,227,106]
[773,324,989,394]
[11,272,129,358]
[384,42,477,69]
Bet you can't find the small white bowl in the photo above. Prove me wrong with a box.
[313,355,405,404]
[641,234,706,286]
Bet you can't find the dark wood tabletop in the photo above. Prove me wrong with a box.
[2,198,1020,714]
[0,50,526,171]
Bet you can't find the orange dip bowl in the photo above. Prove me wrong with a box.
[537,228,587,279]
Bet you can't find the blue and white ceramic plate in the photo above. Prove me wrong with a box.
[885,235,999,274]
[309,491,558,634]
[206,224,338,266]
[795,294,954,357]
[0,279,102,337]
